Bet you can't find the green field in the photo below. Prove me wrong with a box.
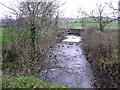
[0,29,2,46]
[59,18,118,30]
[0,29,2,90]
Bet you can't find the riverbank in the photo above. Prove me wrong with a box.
[2,27,66,88]
[2,75,67,88]
[81,27,120,88]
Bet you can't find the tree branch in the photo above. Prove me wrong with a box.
[0,3,19,15]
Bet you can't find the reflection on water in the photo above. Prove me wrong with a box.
[63,35,82,42]
[38,35,95,88]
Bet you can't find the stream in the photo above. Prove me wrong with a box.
[38,35,95,88]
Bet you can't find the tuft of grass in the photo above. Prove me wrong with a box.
[2,75,67,88]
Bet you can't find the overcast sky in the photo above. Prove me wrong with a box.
[0,0,118,19]
[59,0,118,18]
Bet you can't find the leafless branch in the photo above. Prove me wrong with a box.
[78,2,117,31]
[0,3,19,15]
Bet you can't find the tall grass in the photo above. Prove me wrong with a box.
[81,27,120,88]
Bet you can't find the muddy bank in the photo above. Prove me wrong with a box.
[38,35,95,88]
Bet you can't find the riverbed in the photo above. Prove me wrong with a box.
[38,35,95,88]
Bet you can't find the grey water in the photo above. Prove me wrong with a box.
[38,35,95,88]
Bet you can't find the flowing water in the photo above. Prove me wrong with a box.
[38,35,95,88]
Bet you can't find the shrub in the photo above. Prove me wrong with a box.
[2,27,65,75]
[81,27,120,87]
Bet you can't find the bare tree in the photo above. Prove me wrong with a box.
[106,1,119,23]
[118,1,120,25]
[79,2,117,32]
[78,8,87,29]
[1,0,61,73]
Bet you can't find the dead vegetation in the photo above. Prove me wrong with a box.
[82,27,120,88]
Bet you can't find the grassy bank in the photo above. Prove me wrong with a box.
[81,27,120,88]
[2,74,67,88]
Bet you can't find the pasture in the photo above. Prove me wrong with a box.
[59,18,118,30]
[0,29,1,45]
